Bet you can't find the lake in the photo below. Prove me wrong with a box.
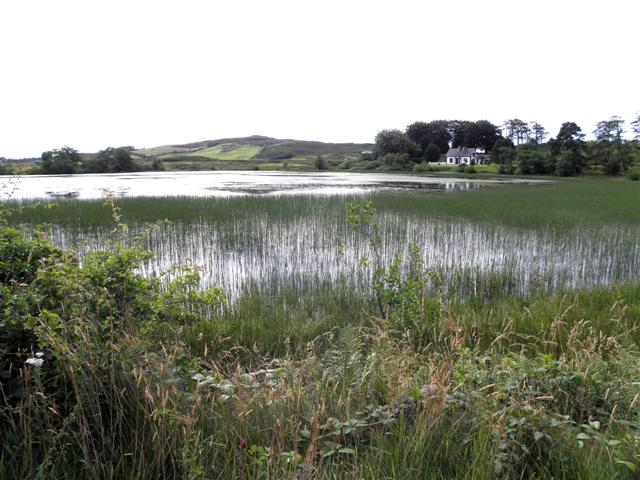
[3,172,638,303]
[0,170,549,200]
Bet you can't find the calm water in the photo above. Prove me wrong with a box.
[0,171,549,200]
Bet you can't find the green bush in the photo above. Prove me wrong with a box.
[0,200,225,478]
[412,162,431,173]
[314,155,329,170]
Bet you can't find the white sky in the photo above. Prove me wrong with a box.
[1,0,638,158]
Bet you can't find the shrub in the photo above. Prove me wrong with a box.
[423,142,441,163]
[0,200,226,477]
[380,153,410,170]
[413,162,431,173]
[314,155,329,170]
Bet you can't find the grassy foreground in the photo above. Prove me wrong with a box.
[2,193,640,479]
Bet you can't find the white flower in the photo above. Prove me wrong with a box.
[26,357,44,367]
[35,352,44,358]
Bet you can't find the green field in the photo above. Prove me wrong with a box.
[3,176,640,478]
[128,136,372,172]
[186,144,262,160]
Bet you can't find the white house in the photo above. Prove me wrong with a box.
[446,147,477,165]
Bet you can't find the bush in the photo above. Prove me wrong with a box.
[380,153,410,170]
[413,162,432,173]
[0,200,225,477]
[423,142,441,163]
[151,158,164,171]
[0,162,13,175]
[84,147,137,173]
[374,130,420,158]
[314,155,329,170]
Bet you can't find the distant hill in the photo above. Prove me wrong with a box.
[132,136,373,162]
[1,137,374,173]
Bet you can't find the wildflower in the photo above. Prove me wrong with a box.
[239,438,248,448]
[26,357,44,367]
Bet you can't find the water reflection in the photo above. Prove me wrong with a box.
[2,171,546,200]
[48,209,640,302]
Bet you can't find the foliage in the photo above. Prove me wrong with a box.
[529,121,548,144]
[589,117,633,175]
[502,118,531,145]
[631,113,640,141]
[0,198,226,478]
[39,146,81,174]
[373,129,420,160]
[84,146,137,173]
[461,119,501,152]
[491,138,516,174]
[552,122,585,150]
[406,119,500,153]
[423,142,441,163]
[549,122,587,176]
[406,120,451,154]
[346,201,440,341]
[593,116,625,142]
[517,143,552,175]
[379,152,410,169]
[314,154,329,170]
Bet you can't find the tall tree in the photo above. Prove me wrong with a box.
[502,119,530,145]
[491,138,516,174]
[423,142,441,163]
[593,116,625,142]
[405,120,451,154]
[374,129,420,159]
[40,146,81,174]
[448,120,472,148]
[592,116,631,175]
[529,122,548,144]
[84,147,136,173]
[463,120,501,151]
[631,113,640,141]
[549,122,586,175]
[555,122,585,143]
[591,140,633,175]
[516,143,551,175]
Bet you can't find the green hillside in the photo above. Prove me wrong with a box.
[131,135,373,171]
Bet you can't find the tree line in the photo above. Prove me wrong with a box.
[38,146,144,174]
[372,115,640,176]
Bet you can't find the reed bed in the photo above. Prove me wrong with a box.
[2,177,640,478]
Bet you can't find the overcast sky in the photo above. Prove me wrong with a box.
[1,0,638,158]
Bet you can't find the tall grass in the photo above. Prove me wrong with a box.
[11,179,640,302]
[2,178,640,478]
[4,281,639,478]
